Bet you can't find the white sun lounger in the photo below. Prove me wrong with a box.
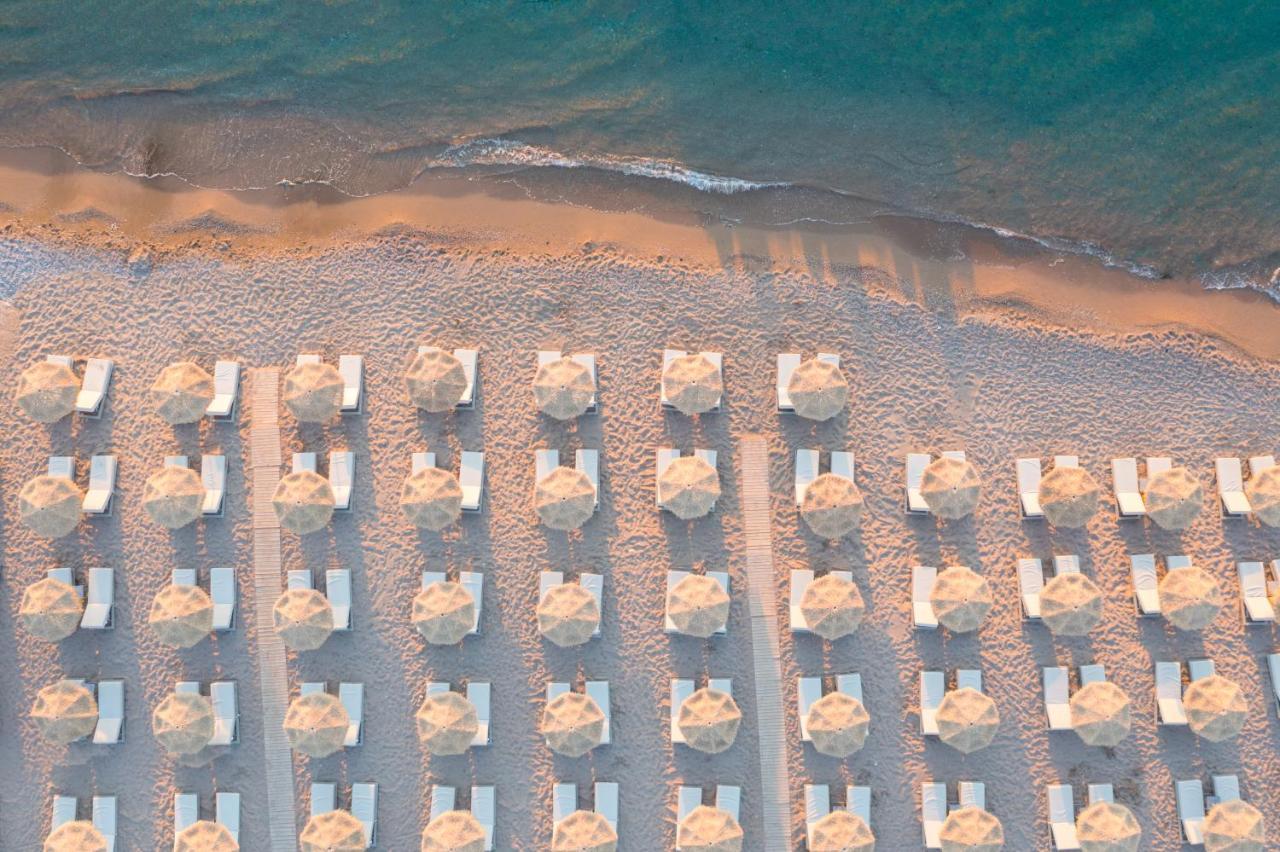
[215,792,240,843]
[1087,785,1113,806]
[94,679,124,744]
[715,786,739,822]
[581,573,604,637]
[165,455,188,469]
[51,795,77,831]
[76,357,113,417]
[956,783,985,812]
[326,569,352,631]
[912,566,938,629]
[1043,667,1072,731]
[795,449,819,506]
[338,355,364,414]
[920,671,944,736]
[594,782,618,834]
[670,679,695,745]
[339,682,364,746]
[470,785,495,851]
[81,568,114,629]
[906,453,931,514]
[553,783,577,823]
[288,569,313,591]
[1189,658,1214,681]
[459,571,483,634]
[777,352,838,411]
[467,682,491,746]
[1146,456,1172,478]
[1130,554,1161,616]
[656,448,718,510]
[428,786,454,820]
[665,570,729,634]
[351,782,377,847]
[1267,653,1280,716]
[418,346,479,409]
[292,452,317,474]
[210,681,239,745]
[1079,664,1106,686]
[170,569,195,590]
[47,567,80,597]
[1112,458,1146,517]
[1156,661,1188,726]
[1017,458,1044,518]
[790,569,814,633]
[329,450,354,511]
[585,681,611,745]
[662,349,723,411]
[1047,785,1080,850]
[576,449,600,507]
[1053,555,1081,575]
[1237,561,1275,624]
[207,360,241,420]
[805,784,831,845]
[957,669,983,692]
[174,792,199,840]
[411,451,436,473]
[1210,775,1240,806]
[210,567,236,631]
[676,786,703,821]
[92,795,116,851]
[460,451,484,512]
[296,353,321,367]
[921,783,946,849]
[538,350,598,413]
[83,455,117,515]
[48,455,74,480]
[311,783,336,817]
[797,677,823,743]
[1176,779,1206,844]
[1018,558,1044,620]
[201,454,226,516]
[1216,458,1251,516]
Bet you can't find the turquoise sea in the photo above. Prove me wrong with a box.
[0,1,1276,292]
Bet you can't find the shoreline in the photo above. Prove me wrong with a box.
[2,145,1280,362]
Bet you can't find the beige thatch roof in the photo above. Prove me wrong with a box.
[808,810,875,852]
[537,582,600,648]
[416,690,478,756]
[284,361,343,423]
[799,573,865,640]
[676,805,744,852]
[1040,573,1103,636]
[921,456,982,519]
[1070,681,1131,747]
[533,356,595,420]
[676,687,741,754]
[800,473,864,539]
[16,360,78,423]
[940,807,1004,851]
[658,455,720,520]
[44,821,108,852]
[19,474,83,539]
[541,691,606,757]
[1039,465,1101,528]
[1203,800,1264,852]
[284,692,349,758]
[406,347,469,412]
[929,566,993,633]
[174,819,240,851]
[299,809,365,852]
[412,580,476,645]
[535,466,595,531]
[1075,801,1141,852]
[787,358,848,421]
[272,588,334,651]
[1245,465,1280,527]
[1184,674,1247,742]
[149,584,214,648]
[401,467,464,530]
[1145,466,1203,529]
[143,466,205,529]
[151,361,215,424]
[1159,565,1222,630]
[662,353,722,416]
[152,691,215,755]
[272,470,335,534]
[20,577,83,642]
[937,687,999,754]
[666,574,731,638]
[31,679,97,744]
[805,691,870,757]
[551,810,618,852]
[421,810,487,852]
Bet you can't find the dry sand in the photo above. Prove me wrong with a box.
[0,154,1278,850]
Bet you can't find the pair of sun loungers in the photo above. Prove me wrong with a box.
[412,451,485,512]
[299,682,363,747]
[296,353,369,415]
[422,570,483,635]
[797,674,861,743]
[50,795,117,850]
[655,447,719,510]
[1215,455,1275,517]
[45,354,114,417]
[665,569,730,635]
[46,454,118,515]
[289,568,353,632]
[425,681,491,746]
[293,451,354,513]
[538,350,597,413]
[64,677,124,744]
[906,451,966,515]
[1155,659,1216,726]
[790,568,852,633]
[175,680,239,745]
[540,572,603,638]
[921,781,985,849]
[162,454,228,516]
[1044,783,1114,850]
[794,449,854,505]
[312,782,379,847]
[535,449,599,508]
[661,348,723,411]
[171,567,236,630]
[428,785,494,850]
[546,681,612,746]
[675,786,740,851]
[804,784,870,847]
[1016,455,1079,518]
[1042,664,1107,732]
[47,566,114,630]
[1016,554,1082,621]
[1177,774,1246,845]
[173,792,240,849]
[669,678,730,746]
[920,670,983,737]
[553,782,618,832]
[776,351,838,412]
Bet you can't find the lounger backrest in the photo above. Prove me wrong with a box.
[470,785,495,850]
[311,783,336,817]
[835,673,863,703]
[429,786,456,820]
[676,786,703,821]
[215,792,240,841]
[795,449,819,505]
[714,786,740,821]
[829,451,855,481]
[350,782,377,845]
[553,784,577,823]
[956,669,982,692]
[584,681,611,744]
[789,569,814,632]
[594,782,619,832]
[847,786,871,824]
[175,793,199,834]
[921,783,946,848]
[957,782,984,811]
[210,682,238,745]
[805,784,831,825]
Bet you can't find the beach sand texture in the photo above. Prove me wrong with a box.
[1,231,1278,850]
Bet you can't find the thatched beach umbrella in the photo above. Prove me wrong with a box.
[663,353,722,416]
[421,810,487,852]
[1183,674,1247,742]
[1245,466,1280,527]
[31,679,97,744]
[921,457,982,519]
[787,358,848,422]
[939,807,1003,852]
[1076,801,1141,852]
[658,455,720,520]
[175,819,240,852]
[805,691,870,757]
[666,574,731,638]
[1039,466,1101,528]
[415,690,478,756]
[799,574,865,640]
[20,577,83,641]
[44,821,108,852]
[1203,800,1264,852]
[1145,466,1203,529]
[16,360,78,423]
[937,688,999,754]
[412,580,475,645]
[272,470,335,534]
[151,361,215,424]
[537,582,600,648]
[1069,681,1131,747]
[534,356,595,420]
[676,805,744,852]
[300,809,365,852]
[143,466,204,529]
[541,691,605,757]
[284,692,349,758]
[930,566,993,633]
[273,588,334,650]
[1040,573,1103,636]
[1159,566,1222,630]
[535,466,595,531]
[552,810,618,852]
[19,474,83,538]
[401,467,464,530]
[149,584,214,648]
[152,691,215,755]
[284,361,343,423]
[406,347,468,412]
[809,811,875,852]
[801,473,864,539]
[677,687,741,754]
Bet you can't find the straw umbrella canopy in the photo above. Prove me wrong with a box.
[273,588,334,651]
[676,687,742,754]
[805,691,870,757]
[412,580,476,645]
[801,473,864,539]
[940,807,1004,852]
[534,356,595,420]
[402,467,464,530]
[1075,801,1141,852]
[19,474,83,538]
[16,360,78,422]
[658,455,720,520]
[937,688,999,754]
[929,566,993,633]
[152,691,215,755]
[535,466,596,531]
[1183,674,1247,742]
[1245,465,1280,527]
[143,466,205,529]
[406,347,469,412]
[1039,573,1103,636]
[19,577,83,641]
[300,810,365,852]
[662,353,722,416]
[537,582,600,647]
[421,810,487,852]
[416,690,478,755]
[151,361,215,424]
[1144,466,1203,529]
[1069,681,1132,747]
[552,810,618,852]
[921,457,982,519]
[676,805,744,852]
[1039,466,1101,528]
[787,358,848,421]
[272,470,335,534]
[149,584,214,648]
[284,361,343,423]
[809,811,875,852]
[799,574,865,640]
[175,820,240,852]
[44,821,108,852]
[31,679,98,744]
[666,573,731,638]
[285,692,349,757]
[1159,566,1222,630]
[1203,800,1264,852]
[541,691,606,757]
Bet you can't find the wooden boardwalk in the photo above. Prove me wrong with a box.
[737,436,791,852]
[248,369,296,851]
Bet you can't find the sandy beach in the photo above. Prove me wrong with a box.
[1,153,1279,850]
